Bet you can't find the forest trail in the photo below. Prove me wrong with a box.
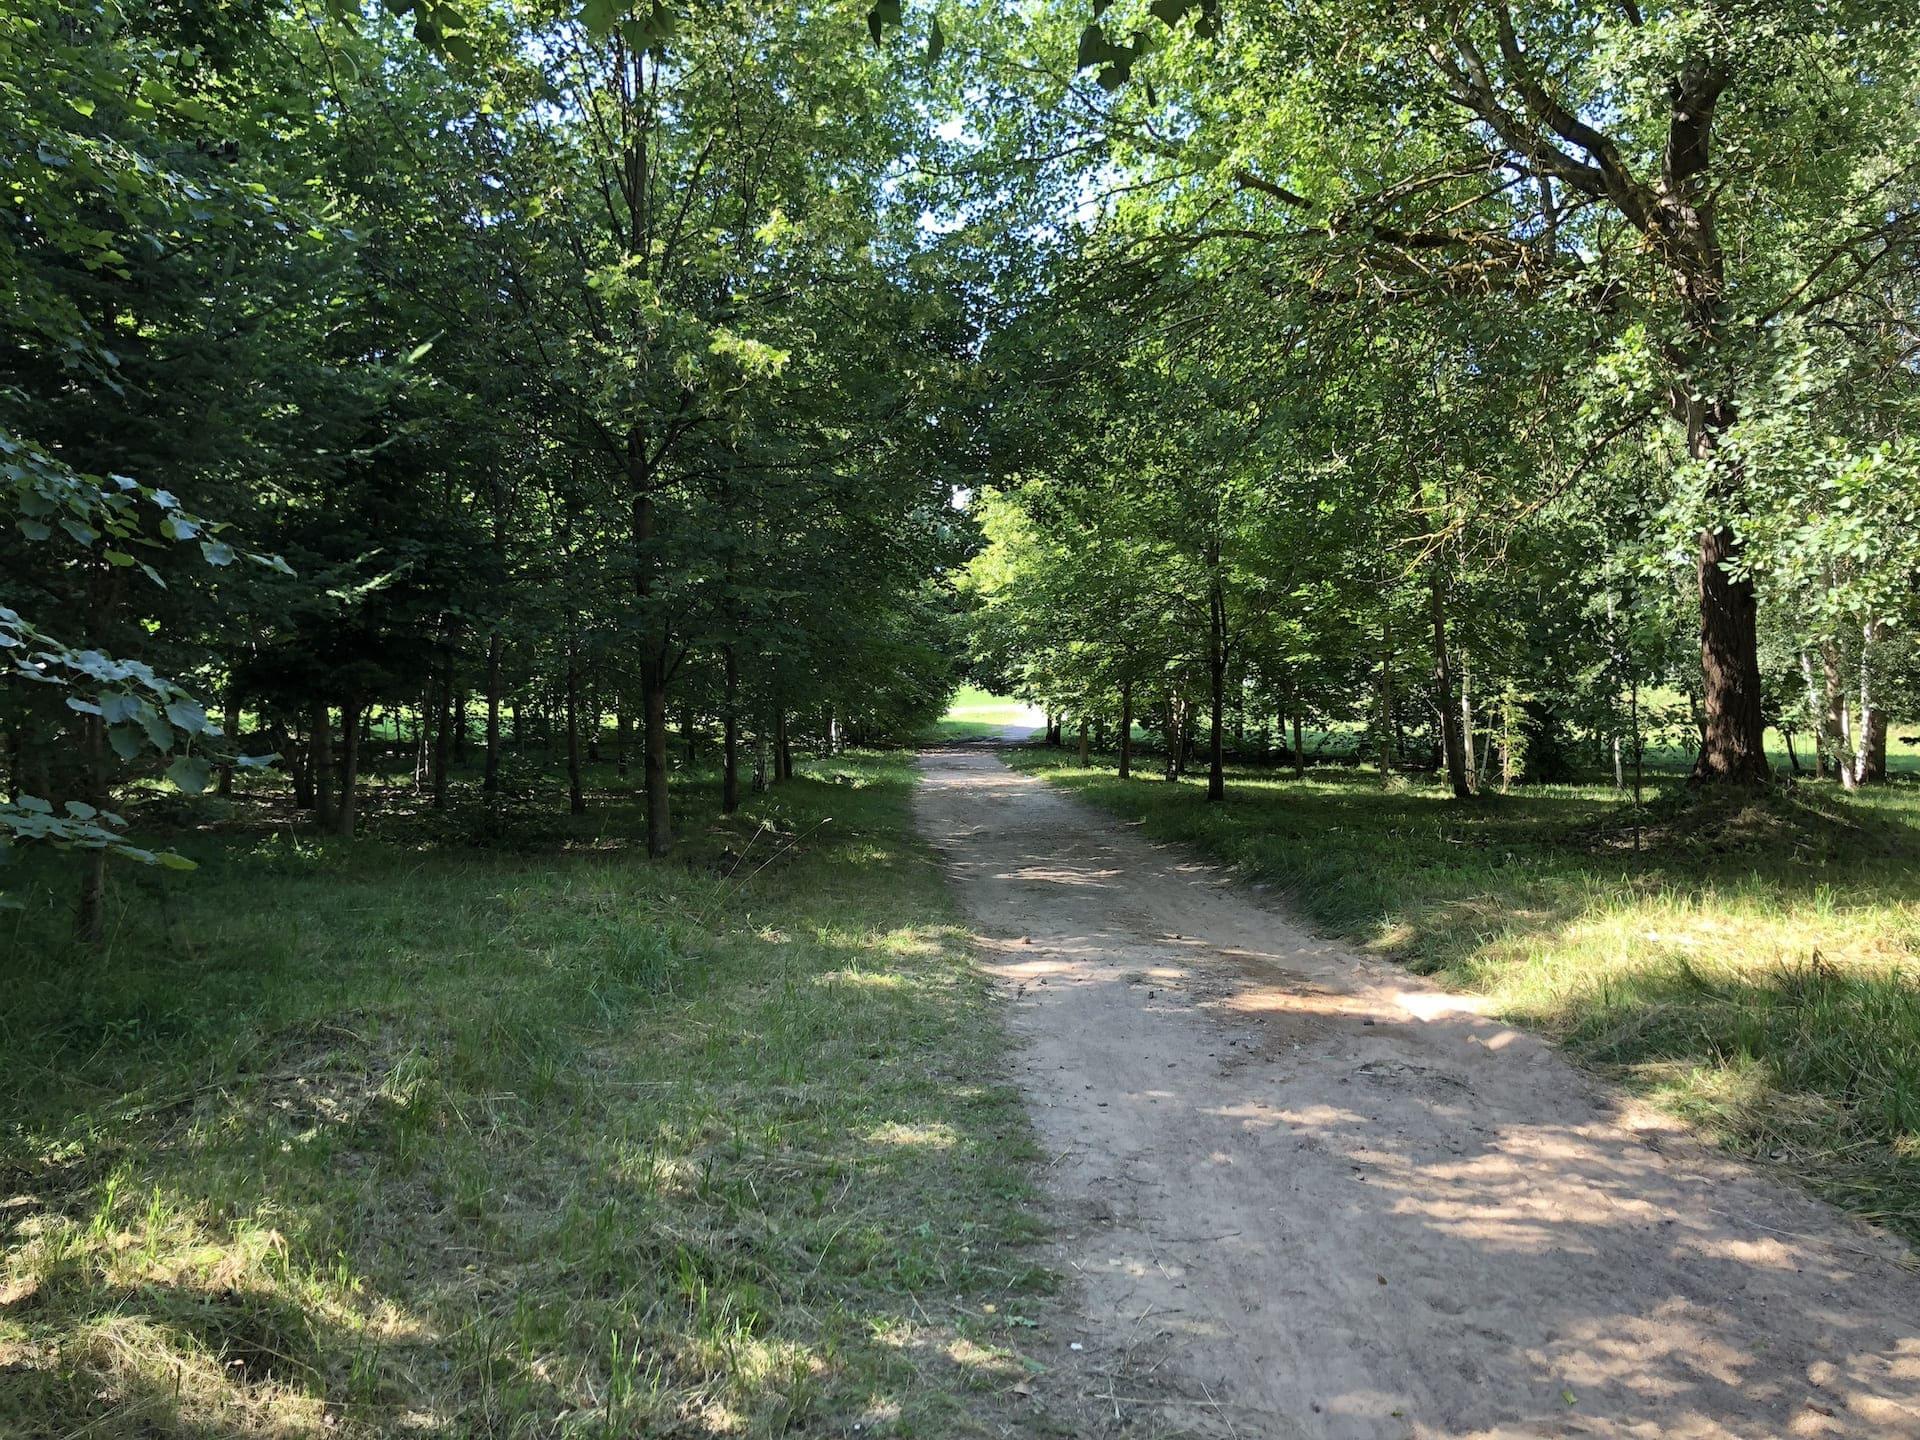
[912,742,1920,1440]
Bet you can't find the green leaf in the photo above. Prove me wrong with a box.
[167,754,212,795]
[581,0,620,39]
[165,698,208,735]
[155,851,198,871]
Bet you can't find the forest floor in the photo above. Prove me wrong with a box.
[921,739,1920,1438]
[0,753,1067,1439]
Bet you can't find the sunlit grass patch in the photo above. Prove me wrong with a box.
[1012,745,1920,1248]
[0,752,1052,1438]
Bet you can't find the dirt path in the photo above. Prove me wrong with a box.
[912,743,1920,1440]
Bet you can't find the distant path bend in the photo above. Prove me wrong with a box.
[913,742,1920,1440]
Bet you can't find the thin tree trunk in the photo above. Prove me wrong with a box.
[1207,572,1226,803]
[565,642,585,816]
[1378,608,1395,786]
[1799,650,1825,779]
[1825,640,1858,790]
[775,704,792,783]
[642,662,669,854]
[1078,716,1090,768]
[1857,620,1888,784]
[1458,646,1477,792]
[484,631,503,794]
[1118,679,1133,779]
[432,660,452,811]
[682,702,696,767]
[311,701,335,828]
[1429,568,1471,799]
[74,713,107,942]
[616,707,631,780]
[722,644,741,814]
[334,698,362,837]
[217,680,240,798]
[631,430,672,857]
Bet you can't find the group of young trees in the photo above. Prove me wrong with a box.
[2,0,982,932]
[961,0,1920,796]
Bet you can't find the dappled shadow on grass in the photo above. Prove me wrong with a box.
[1,756,1053,1438]
[1007,749,1920,1248]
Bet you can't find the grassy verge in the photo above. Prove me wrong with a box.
[1007,747,1920,1247]
[1,754,1054,1438]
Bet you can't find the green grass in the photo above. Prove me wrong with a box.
[1008,746,1920,1247]
[0,754,1056,1438]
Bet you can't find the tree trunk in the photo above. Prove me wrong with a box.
[1429,568,1472,799]
[1683,398,1770,783]
[682,702,697,767]
[1799,651,1826,779]
[334,698,362,837]
[1292,709,1306,780]
[1857,621,1888,784]
[284,722,314,810]
[1161,694,1178,781]
[1377,607,1395,786]
[565,644,585,816]
[1207,574,1226,803]
[1118,680,1133,779]
[775,705,793,783]
[74,713,108,943]
[1824,640,1858,790]
[484,631,503,794]
[1458,648,1476,791]
[1077,716,1090,768]
[642,663,670,854]
[217,681,240,798]
[722,644,741,814]
[311,701,335,828]
[432,660,452,811]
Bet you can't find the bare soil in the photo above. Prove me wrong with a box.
[913,742,1920,1439]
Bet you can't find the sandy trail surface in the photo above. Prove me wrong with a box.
[912,742,1920,1439]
